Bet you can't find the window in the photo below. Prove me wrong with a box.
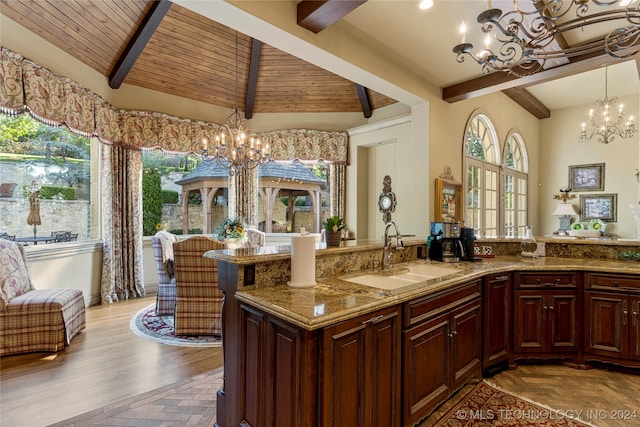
[502,132,529,237]
[464,112,500,237]
[0,113,95,243]
[463,112,529,237]
[140,153,332,236]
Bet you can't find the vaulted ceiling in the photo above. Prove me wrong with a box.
[0,0,397,118]
[1,0,638,122]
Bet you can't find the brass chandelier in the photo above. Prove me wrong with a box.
[579,65,637,143]
[202,32,270,175]
[452,0,640,77]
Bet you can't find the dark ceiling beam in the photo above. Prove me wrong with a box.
[109,0,171,89]
[443,51,630,104]
[297,0,367,33]
[245,39,263,119]
[502,87,550,119]
[355,83,372,118]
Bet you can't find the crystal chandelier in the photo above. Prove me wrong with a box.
[202,32,270,175]
[452,0,640,77]
[579,66,637,144]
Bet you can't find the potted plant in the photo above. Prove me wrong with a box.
[323,215,345,247]
[216,218,245,248]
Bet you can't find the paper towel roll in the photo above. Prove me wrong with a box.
[288,235,316,288]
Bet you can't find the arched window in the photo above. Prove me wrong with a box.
[464,112,500,237]
[502,131,529,237]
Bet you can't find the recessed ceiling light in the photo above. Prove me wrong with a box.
[419,0,434,10]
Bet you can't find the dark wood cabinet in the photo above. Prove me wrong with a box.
[584,273,640,367]
[321,305,402,427]
[483,273,511,372]
[240,304,317,427]
[512,272,580,364]
[402,281,482,427]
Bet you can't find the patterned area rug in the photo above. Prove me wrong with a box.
[129,304,222,347]
[432,381,596,427]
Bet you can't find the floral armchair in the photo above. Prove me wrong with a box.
[244,227,266,248]
[172,236,225,336]
[0,239,86,355]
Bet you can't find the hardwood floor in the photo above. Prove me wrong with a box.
[2,297,639,427]
[0,297,222,427]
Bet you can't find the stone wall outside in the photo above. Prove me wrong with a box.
[0,198,90,239]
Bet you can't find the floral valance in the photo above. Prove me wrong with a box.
[0,47,349,163]
[257,129,348,164]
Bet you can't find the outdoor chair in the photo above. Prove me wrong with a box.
[151,230,178,316]
[51,231,78,242]
[0,183,16,198]
[172,236,224,336]
[0,239,86,355]
[244,227,266,248]
[0,232,16,241]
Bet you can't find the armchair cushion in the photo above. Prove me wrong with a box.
[0,240,34,304]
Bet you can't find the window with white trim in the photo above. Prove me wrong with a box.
[463,112,529,237]
[502,132,529,237]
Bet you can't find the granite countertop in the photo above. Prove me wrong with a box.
[234,256,640,331]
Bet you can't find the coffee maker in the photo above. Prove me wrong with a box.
[429,222,476,262]
[429,222,462,262]
[459,226,477,261]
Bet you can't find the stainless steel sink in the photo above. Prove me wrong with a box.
[341,263,459,293]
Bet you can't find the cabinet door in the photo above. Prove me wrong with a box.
[321,306,401,427]
[450,298,482,389]
[241,305,316,427]
[629,296,640,361]
[241,305,265,427]
[514,291,545,353]
[321,317,367,427]
[369,308,401,427]
[584,291,626,359]
[402,311,450,427]
[548,291,579,353]
[483,274,511,368]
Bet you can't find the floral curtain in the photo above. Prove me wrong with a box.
[100,144,145,303]
[257,129,349,164]
[100,144,146,304]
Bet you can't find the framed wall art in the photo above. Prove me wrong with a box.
[435,177,462,223]
[579,193,617,222]
[569,163,605,192]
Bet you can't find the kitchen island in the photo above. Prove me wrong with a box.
[205,238,639,427]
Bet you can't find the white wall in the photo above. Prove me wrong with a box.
[348,106,430,242]
[539,93,640,238]
[25,242,103,307]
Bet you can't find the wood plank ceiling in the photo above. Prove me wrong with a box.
[0,0,397,117]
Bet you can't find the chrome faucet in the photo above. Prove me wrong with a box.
[382,221,403,270]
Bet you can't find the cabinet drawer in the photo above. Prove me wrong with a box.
[585,273,640,292]
[515,272,579,289]
[404,280,481,328]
